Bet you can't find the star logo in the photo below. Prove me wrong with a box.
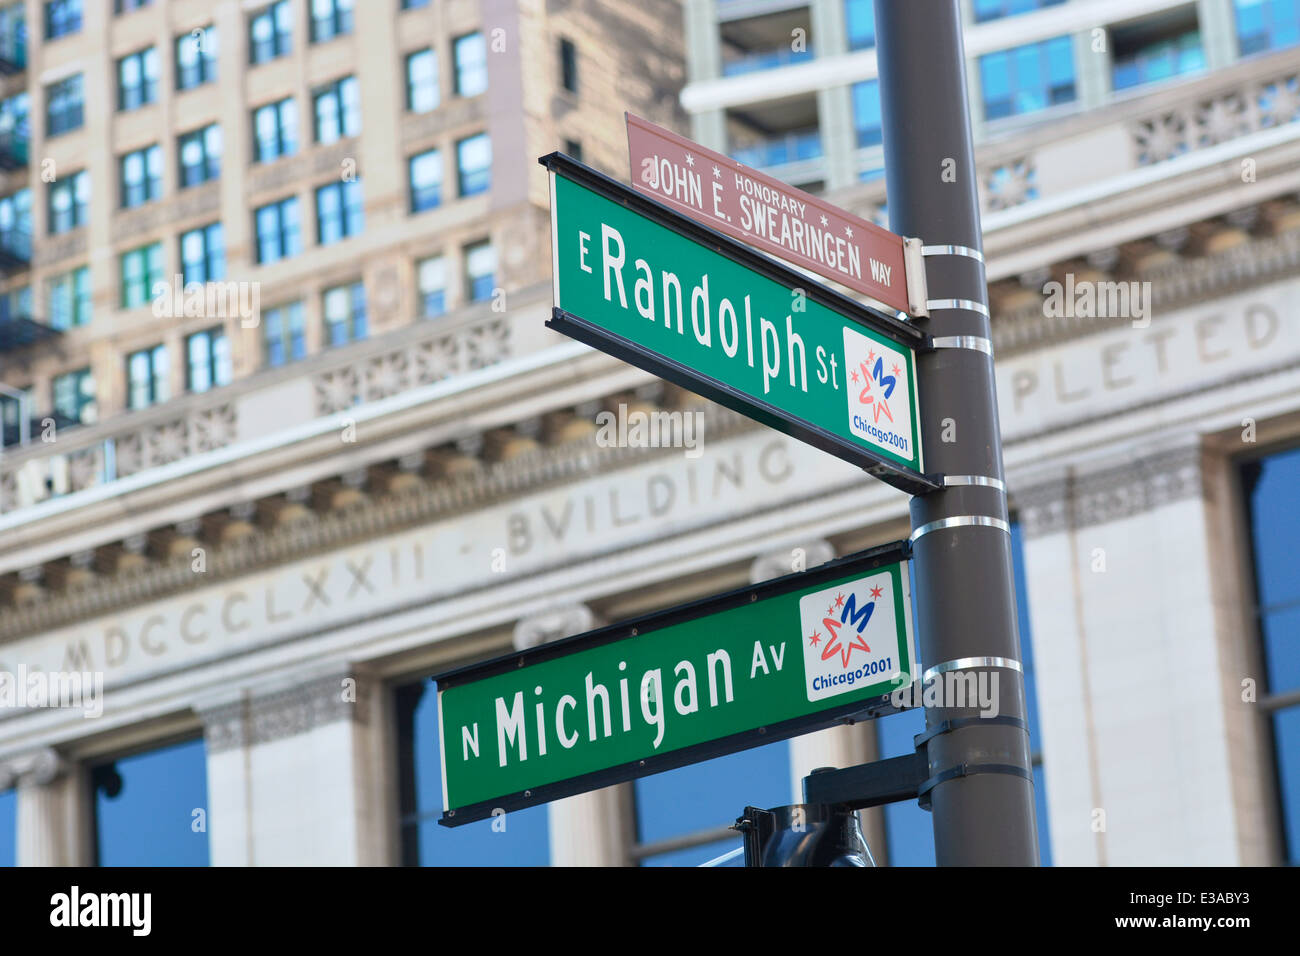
[820,214,828,227]
[834,593,845,609]
[712,164,720,178]
[856,355,897,424]
[850,368,860,385]
[891,364,902,378]
[685,154,695,167]
[820,592,874,668]
[845,226,854,238]
[807,629,821,647]
[869,585,883,599]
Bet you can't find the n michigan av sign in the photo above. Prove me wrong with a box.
[436,543,916,824]
[542,153,936,495]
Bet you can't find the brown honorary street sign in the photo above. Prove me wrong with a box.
[625,112,927,316]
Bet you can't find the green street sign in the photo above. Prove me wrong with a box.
[437,543,916,825]
[542,153,937,495]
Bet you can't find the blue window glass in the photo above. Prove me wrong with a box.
[91,737,209,866]
[264,301,306,367]
[635,740,790,866]
[979,35,1076,120]
[1236,0,1300,55]
[0,786,14,866]
[456,132,491,197]
[845,0,874,51]
[1011,521,1052,865]
[397,678,551,865]
[1242,447,1300,864]
[852,79,882,147]
[1112,31,1204,91]
[973,0,1066,23]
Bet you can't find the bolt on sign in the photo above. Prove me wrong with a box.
[541,153,936,495]
[625,113,929,317]
[437,543,916,825]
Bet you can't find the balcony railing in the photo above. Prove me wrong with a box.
[730,128,822,169]
[721,46,814,78]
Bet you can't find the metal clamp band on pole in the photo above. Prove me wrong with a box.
[917,762,1034,808]
[913,714,1028,749]
[922,656,1023,683]
[929,335,993,356]
[909,514,1009,544]
[925,297,989,317]
[942,475,1006,491]
[920,244,984,263]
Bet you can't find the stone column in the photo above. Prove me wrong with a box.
[0,748,85,866]
[515,605,635,867]
[748,543,888,860]
[1013,436,1276,865]
[197,664,388,866]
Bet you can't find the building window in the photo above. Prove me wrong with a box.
[395,678,551,865]
[250,1,292,64]
[464,240,495,303]
[0,92,29,166]
[979,35,1076,120]
[1242,447,1300,863]
[322,281,367,346]
[417,255,446,318]
[635,743,790,866]
[127,344,168,409]
[48,170,89,234]
[45,74,84,137]
[406,49,439,112]
[255,196,301,264]
[176,25,219,90]
[119,144,163,209]
[253,97,297,162]
[315,179,364,244]
[0,786,13,866]
[180,222,225,284]
[456,133,491,197]
[1236,0,1300,54]
[179,124,222,188]
[0,284,30,322]
[973,0,1066,23]
[1111,11,1205,91]
[845,0,874,51]
[186,327,232,393]
[401,0,430,8]
[310,0,353,43]
[408,149,442,213]
[453,32,488,97]
[44,0,81,39]
[115,0,152,13]
[563,139,582,162]
[852,80,882,147]
[118,47,160,112]
[0,188,31,256]
[313,76,361,143]
[47,265,90,330]
[0,385,33,447]
[264,301,305,367]
[91,738,209,866]
[559,37,578,93]
[52,367,95,425]
[120,243,163,309]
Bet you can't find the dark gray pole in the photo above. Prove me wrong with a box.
[874,0,1039,865]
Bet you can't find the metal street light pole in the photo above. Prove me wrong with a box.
[874,0,1040,865]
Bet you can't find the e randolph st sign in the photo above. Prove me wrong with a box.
[542,154,935,494]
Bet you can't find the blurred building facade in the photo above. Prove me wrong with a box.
[0,0,1297,867]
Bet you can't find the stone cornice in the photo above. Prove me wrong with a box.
[0,400,755,642]
[1014,443,1204,539]
[199,668,372,755]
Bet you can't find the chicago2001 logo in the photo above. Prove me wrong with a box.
[798,572,902,702]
